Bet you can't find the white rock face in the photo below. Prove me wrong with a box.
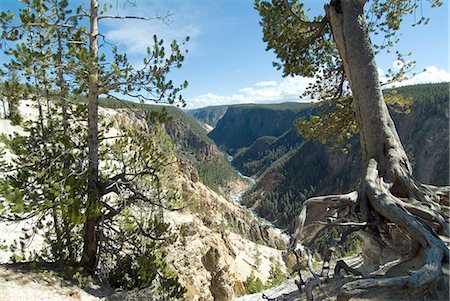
[163,172,287,300]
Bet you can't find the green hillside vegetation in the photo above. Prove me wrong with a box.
[71,96,209,142]
[187,102,311,128]
[226,102,311,111]
[232,128,305,177]
[386,82,449,104]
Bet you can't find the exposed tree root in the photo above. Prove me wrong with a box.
[288,159,449,301]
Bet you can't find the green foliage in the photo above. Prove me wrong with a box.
[254,0,332,78]
[238,83,448,233]
[0,71,25,124]
[255,186,315,227]
[267,259,286,287]
[243,271,266,294]
[386,82,449,105]
[90,96,240,193]
[209,103,310,156]
[0,102,186,293]
[295,97,358,153]
[0,0,189,296]
[312,228,362,259]
[243,260,287,294]
[295,84,443,152]
[108,246,186,299]
[0,104,88,262]
[196,157,239,193]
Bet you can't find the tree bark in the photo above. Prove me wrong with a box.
[325,0,411,184]
[82,0,100,274]
[1,98,8,119]
[56,26,68,133]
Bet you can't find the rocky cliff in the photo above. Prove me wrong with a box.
[186,105,229,127]
[0,100,289,301]
[208,103,310,155]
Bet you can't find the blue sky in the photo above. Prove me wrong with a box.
[1,0,449,108]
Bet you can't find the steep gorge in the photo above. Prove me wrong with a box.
[194,83,449,230]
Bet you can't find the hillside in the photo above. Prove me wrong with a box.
[192,83,450,229]
[186,105,229,127]
[207,102,311,155]
[0,100,289,301]
[78,97,243,194]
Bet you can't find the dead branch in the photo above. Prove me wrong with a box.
[290,191,359,250]
[305,275,321,301]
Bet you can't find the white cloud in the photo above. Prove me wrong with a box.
[388,65,450,87]
[106,22,200,55]
[255,80,277,87]
[188,65,449,108]
[188,76,314,108]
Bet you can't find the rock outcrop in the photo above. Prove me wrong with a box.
[202,247,235,301]
[223,211,285,249]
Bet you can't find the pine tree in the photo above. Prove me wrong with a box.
[256,0,449,299]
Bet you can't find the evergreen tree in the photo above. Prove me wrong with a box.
[0,0,188,295]
[256,0,449,299]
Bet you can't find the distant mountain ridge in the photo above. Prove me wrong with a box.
[186,102,311,128]
[186,105,229,127]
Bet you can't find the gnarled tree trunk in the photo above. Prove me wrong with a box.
[327,0,411,182]
[290,1,449,300]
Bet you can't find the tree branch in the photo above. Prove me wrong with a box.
[98,15,169,21]
[282,0,325,28]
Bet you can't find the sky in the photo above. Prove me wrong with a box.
[1,0,449,108]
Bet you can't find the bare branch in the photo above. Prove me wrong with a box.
[333,260,363,277]
[98,15,168,21]
[288,191,359,252]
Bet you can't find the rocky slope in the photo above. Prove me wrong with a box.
[99,99,241,194]
[163,170,287,300]
[186,105,229,128]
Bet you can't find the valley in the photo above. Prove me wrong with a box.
[190,83,449,231]
[0,82,448,301]
[0,99,289,301]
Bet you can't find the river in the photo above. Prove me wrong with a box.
[228,167,290,243]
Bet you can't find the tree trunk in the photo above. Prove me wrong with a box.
[56,27,68,133]
[32,67,45,135]
[82,0,100,274]
[1,98,8,119]
[325,0,410,183]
